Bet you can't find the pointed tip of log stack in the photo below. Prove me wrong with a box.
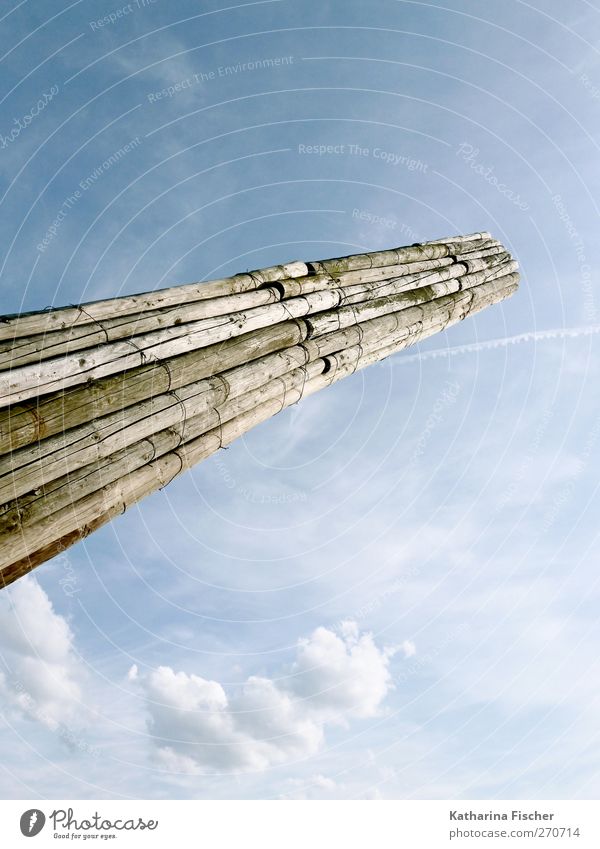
[0,232,519,588]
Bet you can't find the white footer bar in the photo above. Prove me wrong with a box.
[1,800,598,848]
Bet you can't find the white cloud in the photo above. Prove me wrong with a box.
[288,620,395,720]
[400,640,417,658]
[0,578,83,730]
[133,621,396,773]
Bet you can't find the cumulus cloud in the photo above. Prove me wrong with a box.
[0,578,83,730]
[400,640,417,658]
[133,621,396,773]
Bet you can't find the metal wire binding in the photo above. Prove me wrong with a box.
[294,361,310,405]
[333,274,364,374]
[144,436,157,463]
[167,387,188,449]
[215,373,231,404]
[74,304,111,344]
[351,322,365,374]
[212,404,225,449]
[163,448,185,488]
[156,357,174,393]
[276,373,290,413]
[125,337,148,364]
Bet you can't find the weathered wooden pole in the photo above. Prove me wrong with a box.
[0,233,518,587]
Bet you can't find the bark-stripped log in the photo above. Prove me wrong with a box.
[0,273,518,539]
[0,247,510,371]
[0,233,519,587]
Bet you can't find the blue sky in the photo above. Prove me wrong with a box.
[1,0,599,800]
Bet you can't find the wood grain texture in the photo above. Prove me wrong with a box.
[0,233,519,586]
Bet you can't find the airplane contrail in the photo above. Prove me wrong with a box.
[388,324,600,366]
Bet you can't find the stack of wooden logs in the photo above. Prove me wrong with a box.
[0,232,518,587]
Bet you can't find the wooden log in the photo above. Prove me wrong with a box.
[0,270,518,586]
[336,255,508,306]
[302,272,517,360]
[0,248,509,372]
[0,286,283,372]
[0,513,110,588]
[0,261,309,343]
[0,436,169,526]
[5,277,480,501]
[0,255,517,408]
[486,259,519,280]
[0,321,309,454]
[0,233,491,344]
[0,233,520,586]
[0,290,345,406]
[425,231,492,245]
[0,346,318,503]
[0,283,508,530]
[0,377,321,574]
[0,264,517,456]
[451,244,504,260]
[0,278,514,530]
[0,351,324,503]
[306,276,518,364]
[306,270,519,338]
[308,237,486,275]
[274,249,508,300]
